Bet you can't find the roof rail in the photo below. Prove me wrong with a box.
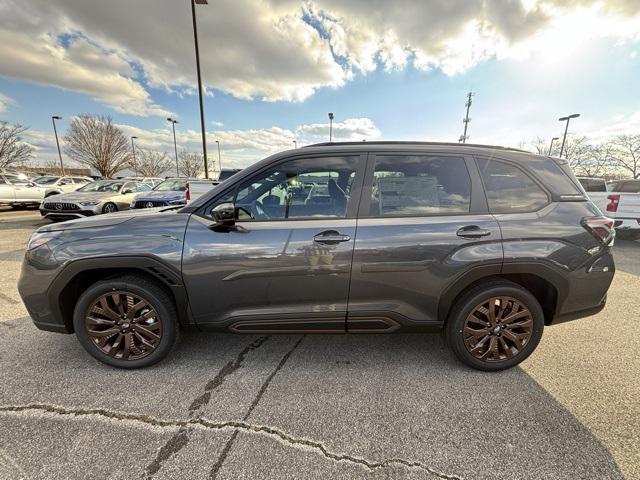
[302,140,529,153]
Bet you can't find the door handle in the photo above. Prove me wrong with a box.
[313,230,351,244]
[456,226,491,239]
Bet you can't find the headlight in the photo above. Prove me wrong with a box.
[27,231,59,250]
[79,201,100,206]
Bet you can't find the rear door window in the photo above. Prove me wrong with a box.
[476,158,549,213]
[367,155,471,217]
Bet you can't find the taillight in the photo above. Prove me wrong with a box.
[606,194,620,212]
[185,183,191,202]
[582,216,615,244]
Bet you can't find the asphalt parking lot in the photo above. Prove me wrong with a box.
[0,208,638,480]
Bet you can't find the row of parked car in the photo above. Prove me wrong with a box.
[0,170,240,221]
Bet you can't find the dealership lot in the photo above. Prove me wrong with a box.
[0,208,638,479]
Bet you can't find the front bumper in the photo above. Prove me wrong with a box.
[40,202,102,220]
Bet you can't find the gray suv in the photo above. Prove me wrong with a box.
[18,142,615,370]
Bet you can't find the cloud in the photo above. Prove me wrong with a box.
[0,92,15,112]
[212,121,224,127]
[1,0,639,113]
[296,117,381,142]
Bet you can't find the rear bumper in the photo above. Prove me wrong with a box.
[613,218,640,230]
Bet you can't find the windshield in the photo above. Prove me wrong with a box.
[153,179,187,192]
[33,176,60,185]
[78,180,124,192]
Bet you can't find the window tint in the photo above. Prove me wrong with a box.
[578,178,607,192]
[535,159,582,195]
[234,157,358,220]
[477,158,548,213]
[619,181,640,193]
[368,155,471,217]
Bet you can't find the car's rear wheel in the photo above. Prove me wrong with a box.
[73,275,178,368]
[102,202,118,214]
[446,280,544,371]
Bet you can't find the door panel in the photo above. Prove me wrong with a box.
[347,152,503,330]
[183,216,356,330]
[348,215,502,327]
[182,153,366,330]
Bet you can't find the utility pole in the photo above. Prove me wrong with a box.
[459,91,474,143]
[130,136,138,175]
[51,116,64,175]
[558,113,580,158]
[167,118,179,176]
[328,112,334,142]
[191,0,209,178]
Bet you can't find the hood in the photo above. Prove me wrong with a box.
[37,206,183,233]
[134,190,185,201]
[45,191,117,202]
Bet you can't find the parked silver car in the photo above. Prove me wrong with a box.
[40,179,151,221]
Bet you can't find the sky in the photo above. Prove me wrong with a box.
[0,0,639,172]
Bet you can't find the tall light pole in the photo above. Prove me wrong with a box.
[215,140,222,173]
[328,112,334,142]
[293,140,297,148]
[130,136,138,176]
[167,118,179,176]
[191,0,209,178]
[548,137,560,156]
[51,115,64,175]
[558,113,580,158]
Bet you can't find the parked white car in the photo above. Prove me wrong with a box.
[0,173,46,208]
[32,175,93,197]
[578,177,640,239]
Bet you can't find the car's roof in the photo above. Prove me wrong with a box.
[302,141,529,153]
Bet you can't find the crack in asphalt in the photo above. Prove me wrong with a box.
[209,335,305,479]
[144,336,270,478]
[0,403,463,480]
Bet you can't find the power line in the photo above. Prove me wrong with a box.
[459,91,475,143]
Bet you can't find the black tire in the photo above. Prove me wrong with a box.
[446,280,544,371]
[10,204,26,210]
[102,202,118,214]
[73,275,178,368]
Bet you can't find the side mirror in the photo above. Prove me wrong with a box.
[122,188,133,194]
[212,202,236,225]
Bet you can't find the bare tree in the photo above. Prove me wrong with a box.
[178,150,203,177]
[0,121,33,168]
[609,134,640,179]
[63,115,131,177]
[135,149,171,177]
[42,158,65,175]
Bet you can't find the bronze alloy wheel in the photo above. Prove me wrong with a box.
[85,291,163,360]
[463,296,533,362]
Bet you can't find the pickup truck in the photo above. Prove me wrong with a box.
[577,177,640,239]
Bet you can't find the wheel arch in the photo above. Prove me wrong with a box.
[439,266,564,326]
[48,256,193,333]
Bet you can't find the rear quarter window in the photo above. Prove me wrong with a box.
[476,158,549,213]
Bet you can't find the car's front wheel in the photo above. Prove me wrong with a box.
[102,202,118,214]
[446,280,544,371]
[73,275,178,368]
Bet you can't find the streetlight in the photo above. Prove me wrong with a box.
[293,140,297,148]
[130,136,138,176]
[558,113,580,158]
[328,112,334,142]
[167,118,179,176]
[548,137,560,156]
[51,115,64,175]
[215,140,222,173]
[191,0,209,178]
